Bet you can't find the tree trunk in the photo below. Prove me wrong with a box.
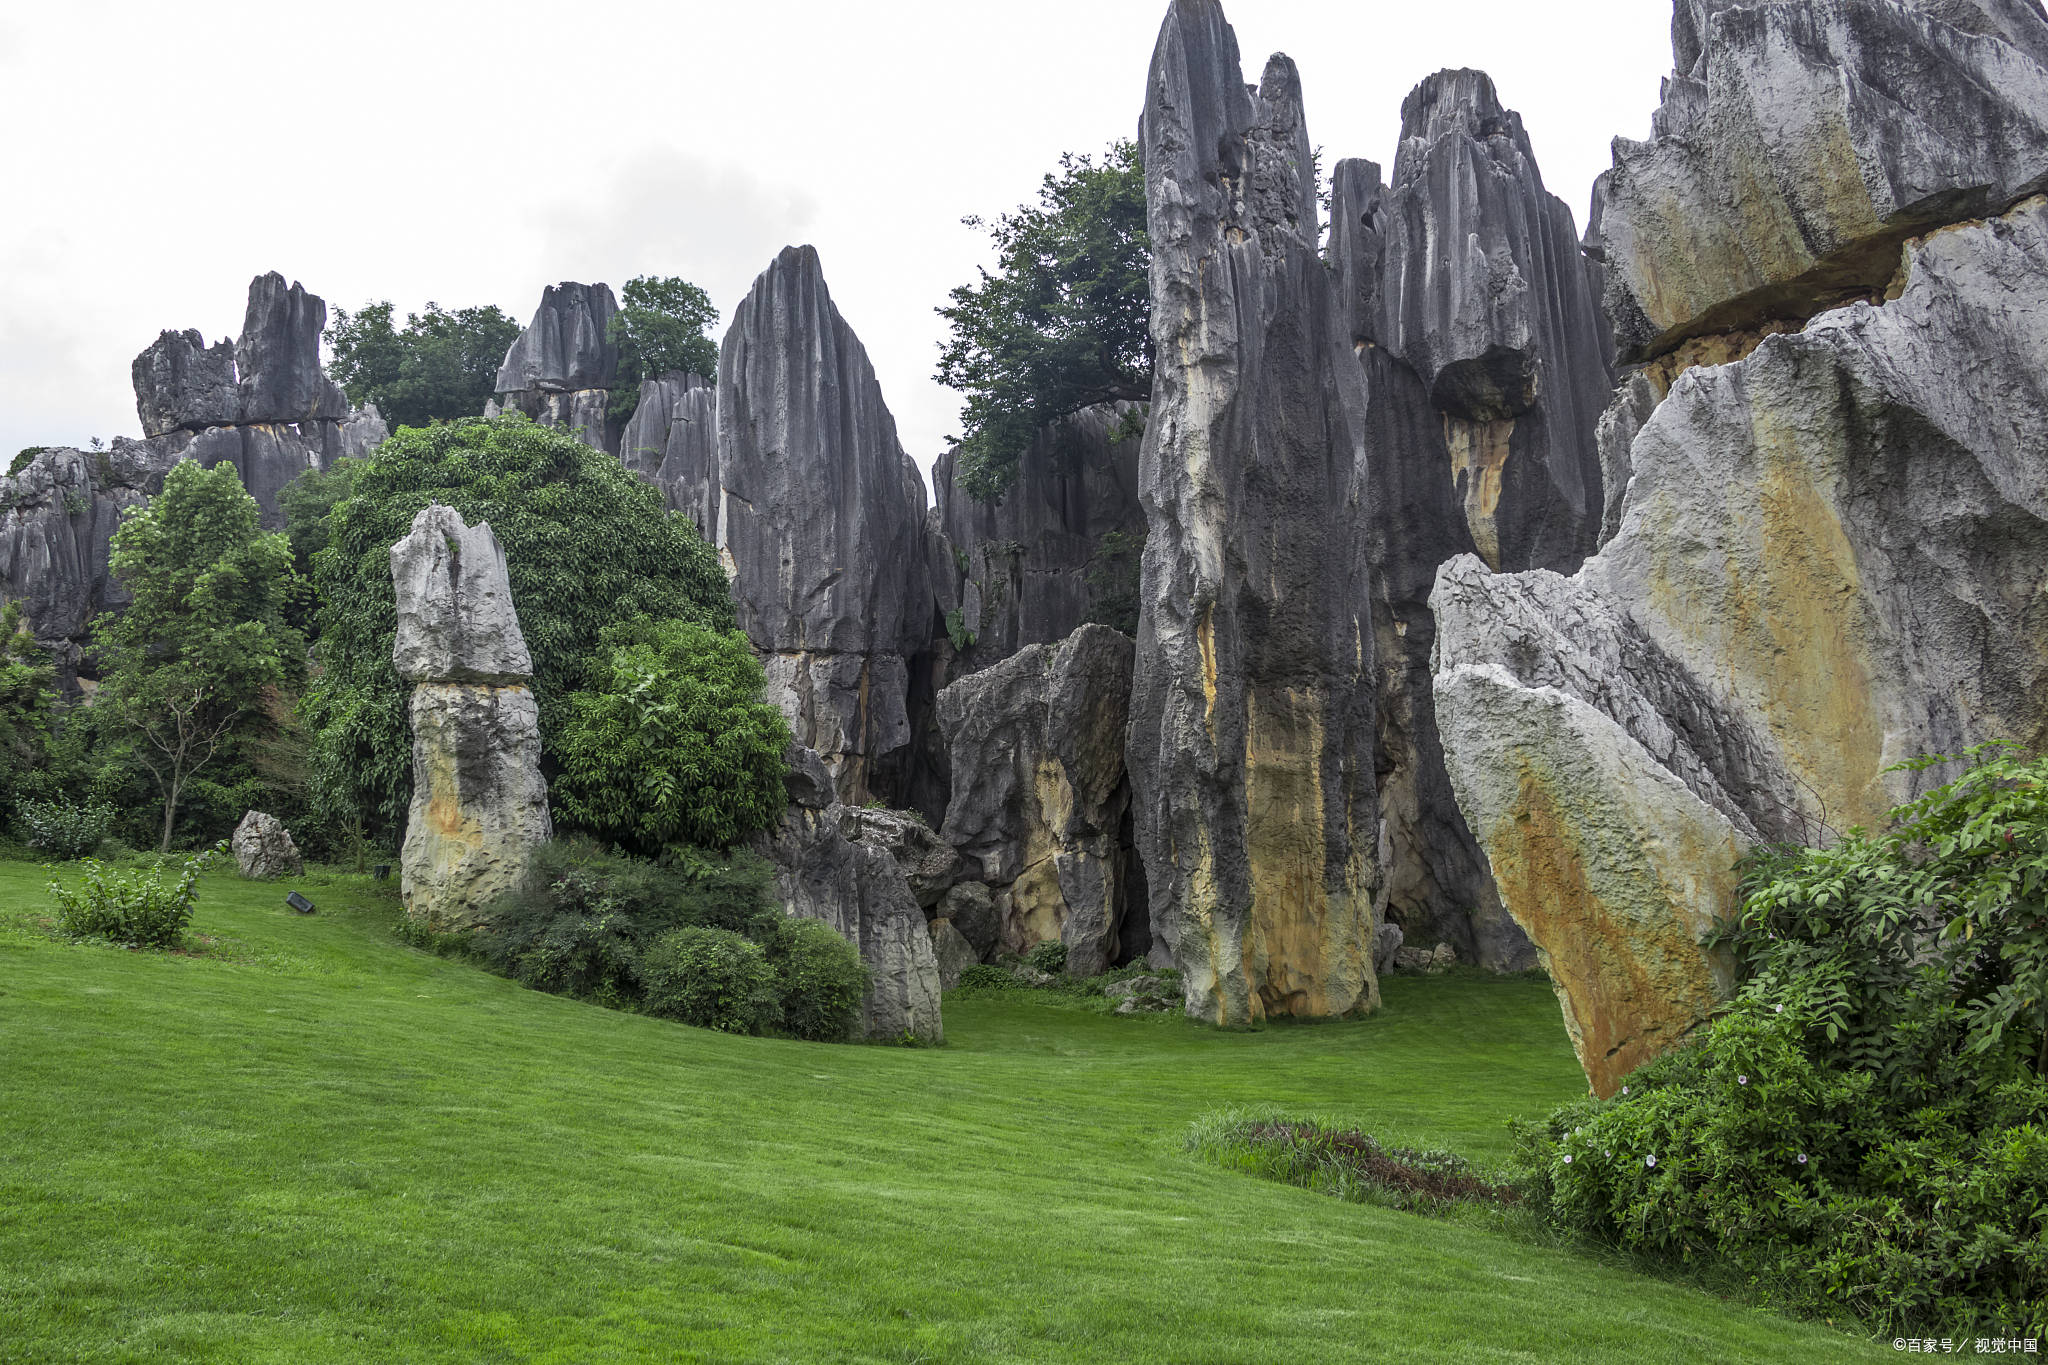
[159,771,181,854]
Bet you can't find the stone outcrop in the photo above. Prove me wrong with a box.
[338,403,391,459]
[129,274,359,529]
[757,750,945,1041]
[932,404,1147,671]
[937,624,1147,976]
[391,505,551,929]
[1591,0,2048,363]
[1127,2,1382,1024]
[1359,70,1615,574]
[711,246,942,811]
[0,440,183,681]
[489,282,622,453]
[1326,162,1535,975]
[1435,195,2048,1095]
[615,371,718,532]
[231,811,304,880]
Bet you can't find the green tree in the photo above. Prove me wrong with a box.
[605,276,721,427]
[305,416,736,844]
[326,302,522,430]
[0,603,58,819]
[936,141,1152,501]
[96,461,303,852]
[553,618,791,854]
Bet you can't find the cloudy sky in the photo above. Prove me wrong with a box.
[0,1,1672,490]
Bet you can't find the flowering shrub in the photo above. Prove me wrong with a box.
[1515,746,2048,1334]
[48,844,220,948]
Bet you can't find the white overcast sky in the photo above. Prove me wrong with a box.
[0,1,1673,491]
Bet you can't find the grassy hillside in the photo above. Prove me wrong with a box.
[0,862,1888,1363]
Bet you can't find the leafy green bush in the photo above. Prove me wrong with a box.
[954,964,1020,992]
[641,926,780,1035]
[1516,744,2048,1335]
[48,845,220,948]
[16,798,114,859]
[553,619,791,853]
[767,918,869,1042]
[1025,940,1069,976]
[469,838,776,1005]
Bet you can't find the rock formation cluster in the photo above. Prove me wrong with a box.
[10,0,2044,1079]
[1433,0,2048,1095]
[390,504,552,930]
[132,273,383,528]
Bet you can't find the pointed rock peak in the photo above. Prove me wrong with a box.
[1143,0,1255,198]
[237,271,346,425]
[1394,70,1538,186]
[495,282,619,394]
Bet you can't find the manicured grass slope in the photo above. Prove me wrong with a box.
[0,864,1886,1364]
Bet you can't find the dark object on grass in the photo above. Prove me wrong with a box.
[286,892,316,914]
[373,864,391,881]
[1209,1117,1518,1212]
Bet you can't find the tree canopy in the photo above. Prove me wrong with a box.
[326,302,522,430]
[553,618,791,854]
[605,276,722,426]
[936,141,1152,501]
[97,460,303,851]
[304,415,737,843]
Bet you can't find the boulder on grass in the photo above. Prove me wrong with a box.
[232,811,302,880]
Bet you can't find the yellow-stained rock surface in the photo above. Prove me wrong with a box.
[399,683,552,931]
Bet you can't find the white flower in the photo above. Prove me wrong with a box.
[1563,1154,1573,1164]
[1798,1153,1809,1165]
[1622,1086,1630,1095]
[1605,1151,1612,1159]
[1775,1004,1785,1014]
[1645,1155,1658,1168]
[1738,1075,1749,1086]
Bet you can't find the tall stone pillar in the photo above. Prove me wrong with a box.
[391,504,552,928]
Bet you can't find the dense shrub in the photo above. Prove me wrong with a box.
[48,845,220,948]
[641,927,781,1035]
[767,918,869,1041]
[17,798,114,859]
[1025,940,1069,976]
[553,619,792,853]
[954,964,1021,992]
[468,839,776,1005]
[1516,744,2048,1334]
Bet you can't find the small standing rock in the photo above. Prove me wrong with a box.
[232,811,303,880]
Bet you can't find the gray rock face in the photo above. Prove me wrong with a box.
[715,246,941,809]
[757,802,945,1042]
[133,274,349,436]
[1594,0,2048,362]
[1128,3,1382,1025]
[616,372,718,532]
[338,404,391,458]
[391,505,551,929]
[1361,70,1615,573]
[1327,169,1537,974]
[132,331,239,437]
[231,810,303,880]
[1433,196,2048,1094]
[238,272,351,426]
[936,881,1002,961]
[928,918,979,989]
[0,441,183,679]
[491,282,621,453]
[937,624,1143,977]
[932,403,1147,670]
[390,504,534,685]
[840,806,961,910]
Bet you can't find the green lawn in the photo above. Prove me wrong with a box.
[0,861,1889,1363]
